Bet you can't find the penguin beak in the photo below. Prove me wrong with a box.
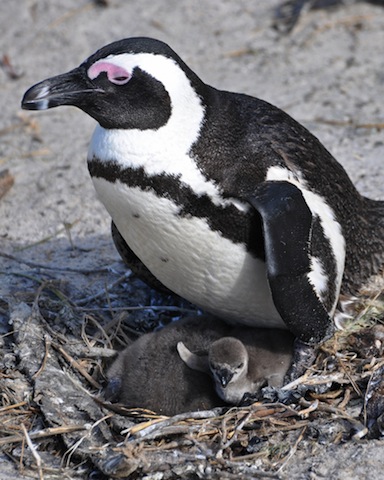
[21,68,103,111]
[216,368,234,388]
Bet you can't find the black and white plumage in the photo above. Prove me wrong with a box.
[21,37,384,346]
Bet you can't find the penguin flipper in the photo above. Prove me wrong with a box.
[111,221,174,295]
[248,181,333,344]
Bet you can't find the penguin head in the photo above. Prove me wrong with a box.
[21,37,206,130]
[209,337,249,388]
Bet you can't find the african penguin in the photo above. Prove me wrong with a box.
[104,316,229,415]
[178,328,294,405]
[22,37,384,347]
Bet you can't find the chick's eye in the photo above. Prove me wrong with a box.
[237,363,244,369]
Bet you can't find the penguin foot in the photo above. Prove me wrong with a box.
[284,338,317,383]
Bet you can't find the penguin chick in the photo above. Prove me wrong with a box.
[105,316,230,416]
[178,328,294,405]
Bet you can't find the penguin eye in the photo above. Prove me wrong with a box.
[88,62,131,86]
[237,363,244,369]
[109,74,131,86]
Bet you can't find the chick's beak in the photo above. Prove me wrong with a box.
[217,368,234,388]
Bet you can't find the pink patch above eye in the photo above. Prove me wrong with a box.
[87,62,131,85]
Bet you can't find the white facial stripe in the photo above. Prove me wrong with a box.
[266,166,345,310]
[88,52,249,212]
[90,52,204,153]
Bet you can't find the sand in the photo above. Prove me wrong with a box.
[1,0,383,478]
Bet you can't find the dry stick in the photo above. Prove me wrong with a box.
[76,272,132,306]
[15,219,80,252]
[337,358,362,396]
[0,270,45,284]
[48,2,94,29]
[0,401,28,414]
[78,305,198,313]
[297,399,318,418]
[215,459,280,479]
[299,398,366,435]
[21,424,44,480]
[219,410,253,451]
[0,425,87,446]
[125,409,221,439]
[338,387,352,410]
[52,343,102,390]
[32,334,51,380]
[276,425,307,474]
[282,371,353,391]
[314,117,384,130]
[0,250,112,274]
[301,13,376,46]
[62,414,112,468]
[82,313,114,350]
[219,415,229,451]
[0,148,51,165]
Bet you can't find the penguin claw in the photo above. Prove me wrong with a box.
[284,339,317,383]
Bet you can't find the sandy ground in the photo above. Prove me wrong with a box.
[1,0,384,478]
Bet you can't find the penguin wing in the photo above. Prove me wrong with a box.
[248,181,332,344]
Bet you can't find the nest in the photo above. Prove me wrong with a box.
[0,279,384,479]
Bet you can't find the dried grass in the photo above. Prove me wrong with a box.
[0,278,383,479]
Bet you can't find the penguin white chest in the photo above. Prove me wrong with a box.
[92,177,284,328]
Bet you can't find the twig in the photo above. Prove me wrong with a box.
[75,272,132,306]
[337,358,362,397]
[52,342,102,390]
[313,117,384,130]
[82,314,114,350]
[338,387,352,410]
[276,425,307,474]
[15,220,80,251]
[282,371,352,390]
[0,250,112,274]
[21,424,44,480]
[62,415,112,467]
[297,400,318,418]
[124,409,222,439]
[32,334,52,380]
[299,398,366,434]
[0,425,87,446]
[0,401,28,414]
[0,270,45,284]
[48,3,94,29]
[219,410,253,451]
[0,148,51,165]
[77,305,198,313]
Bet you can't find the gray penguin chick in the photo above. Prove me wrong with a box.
[177,328,294,405]
[105,316,231,416]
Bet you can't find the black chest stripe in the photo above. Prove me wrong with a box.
[88,157,265,259]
